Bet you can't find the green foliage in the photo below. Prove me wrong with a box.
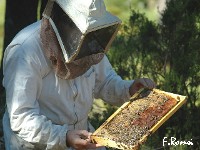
[90,0,200,149]
[0,0,199,148]
[108,9,161,82]
[89,100,118,130]
[105,0,159,22]
[0,0,5,60]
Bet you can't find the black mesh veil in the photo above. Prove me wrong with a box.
[41,0,121,79]
[49,2,120,62]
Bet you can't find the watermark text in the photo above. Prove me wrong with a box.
[163,137,193,146]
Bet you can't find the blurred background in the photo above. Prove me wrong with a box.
[0,0,199,149]
[0,0,5,59]
[0,0,166,58]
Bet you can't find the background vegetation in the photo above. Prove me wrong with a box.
[0,0,200,149]
[0,0,5,60]
[92,0,200,149]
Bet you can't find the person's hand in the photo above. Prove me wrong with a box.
[129,78,156,96]
[66,130,102,150]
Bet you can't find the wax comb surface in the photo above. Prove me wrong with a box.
[91,89,187,150]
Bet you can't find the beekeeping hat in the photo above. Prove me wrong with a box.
[43,0,121,63]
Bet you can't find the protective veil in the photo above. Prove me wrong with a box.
[41,0,121,79]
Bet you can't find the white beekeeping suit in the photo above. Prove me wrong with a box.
[2,0,133,149]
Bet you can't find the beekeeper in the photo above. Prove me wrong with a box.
[2,0,156,149]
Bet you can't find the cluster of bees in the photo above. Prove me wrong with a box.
[97,90,178,148]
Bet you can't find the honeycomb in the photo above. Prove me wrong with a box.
[91,89,187,149]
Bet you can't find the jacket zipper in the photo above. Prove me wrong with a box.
[70,80,78,129]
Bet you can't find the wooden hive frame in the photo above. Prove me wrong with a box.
[91,88,187,150]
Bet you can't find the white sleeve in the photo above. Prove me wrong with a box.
[94,55,133,106]
[3,45,68,149]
